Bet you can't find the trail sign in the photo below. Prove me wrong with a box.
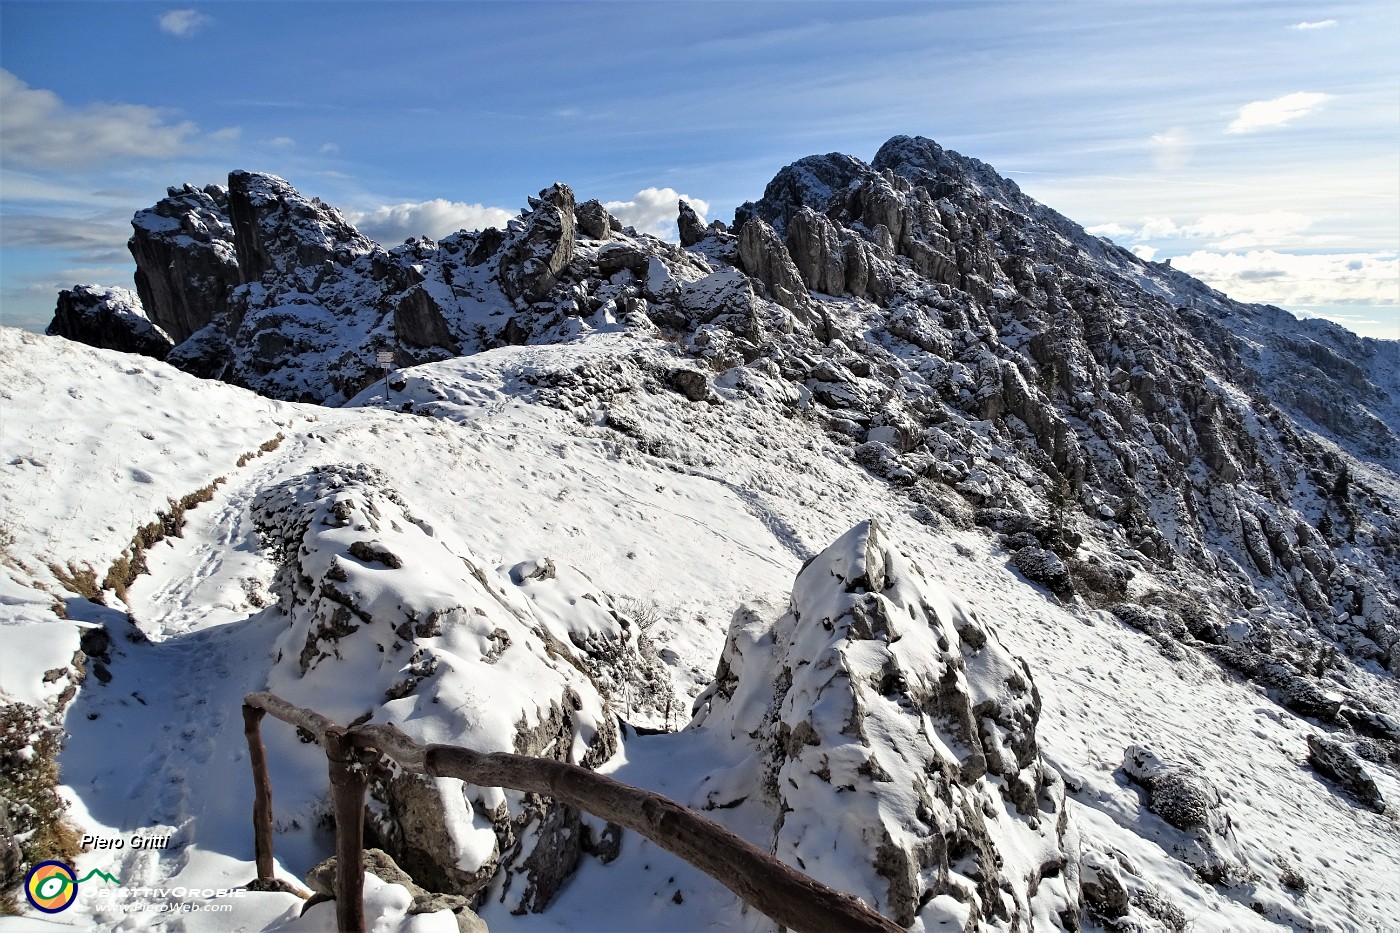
[375,350,394,364]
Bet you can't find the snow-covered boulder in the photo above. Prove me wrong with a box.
[251,464,639,911]
[693,519,1079,930]
[47,284,173,359]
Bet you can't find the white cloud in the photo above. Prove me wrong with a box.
[1226,91,1333,134]
[319,142,340,155]
[1148,127,1191,171]
[1130,244,1158,262]
[158,9,210,37]
[0,69,197,168]
[346,199,515,243]
[603,188,710,240]
[1290,19,1336,30]
[1172,249,1398,309]
[265,136,296,149]
[210,126,242,143]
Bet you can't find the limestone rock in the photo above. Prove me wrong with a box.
[128,183,241,342]
[575,199,612,241]
[305,848,488,933]
[395,286,461,352]
[251,465,637,913]
[677,199,707,247]
[737,217,816,327]
[694,520,1078,930]
[498,183,576,304]
[47,285,173,359]
[1307,734,1386,812]
[227,171,374,283]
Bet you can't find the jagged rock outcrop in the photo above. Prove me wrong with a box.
[47,285,173,359]
[127,183,241,342]
[250,464,657,912]
[677,199,707,247]
[227,170,375,282]
[736,217,817,326]
[498,184,576,304]
[693,520,1079,930]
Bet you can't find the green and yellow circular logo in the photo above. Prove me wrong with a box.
[25,860,78,913]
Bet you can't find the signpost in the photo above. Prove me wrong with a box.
[376,349,394,400]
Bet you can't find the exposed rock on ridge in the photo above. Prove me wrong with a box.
[47,284,173,359]
[693,520,1079,930]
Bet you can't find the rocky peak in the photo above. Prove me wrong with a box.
[498,182,576,304]
[226,170,375,282]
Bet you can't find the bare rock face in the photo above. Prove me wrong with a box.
[128,183,241,343]
[694,520,1079,930]
[395,286,461,352]
[251,465,635,913]
[785,207,846,296]
[737,217,816,323]
[574,198,612,241]
[47,285,173,359]
[677,199,707,247]
[498,183,576,304]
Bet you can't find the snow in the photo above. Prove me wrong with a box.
[2,327,1398,930]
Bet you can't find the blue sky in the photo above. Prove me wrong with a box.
[2,1,1396,339]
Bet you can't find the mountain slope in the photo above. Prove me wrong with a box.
[4,133,1399,930]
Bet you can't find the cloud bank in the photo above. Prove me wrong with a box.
[604,188,710,240]
[346,199,515,244]
[1173,249,1398,312]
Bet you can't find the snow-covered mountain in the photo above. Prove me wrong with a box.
[5,134,1398,931]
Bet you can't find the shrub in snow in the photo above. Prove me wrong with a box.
[1011,545,1074,598]
[0,702,79,905]
[1121,745,1245,885]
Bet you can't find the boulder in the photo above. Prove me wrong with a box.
[1307,735,1386,812]
[47,285,173,359]
[574,199,612,241]
[304,848,487,933]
